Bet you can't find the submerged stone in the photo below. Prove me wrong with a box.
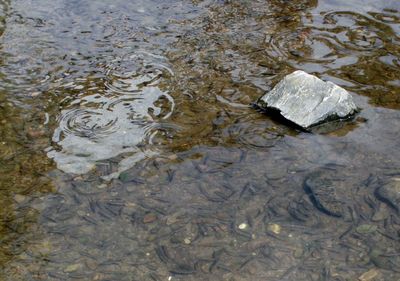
[358,269,380,281]
[356,224,377,234]
[143,213,158,224]
[304,171,345,217]
[257,70,358,129]
[375,178,400,212]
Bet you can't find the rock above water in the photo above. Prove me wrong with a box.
[257,70,358,129]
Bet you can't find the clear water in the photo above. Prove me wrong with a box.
[0,0,399,280]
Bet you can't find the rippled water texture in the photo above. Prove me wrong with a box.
[48,51,175,177]
[0,0,400,280]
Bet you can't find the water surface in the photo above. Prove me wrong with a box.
[0,0,400,280]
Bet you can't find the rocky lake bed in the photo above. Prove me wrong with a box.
[0,0,400,280]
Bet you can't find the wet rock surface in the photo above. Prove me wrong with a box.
[257,71,358,129]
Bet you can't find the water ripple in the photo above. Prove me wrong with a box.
[105,51,174,95]
[54,108,119,141]
[48,51,175,178]
[321,11,386,52]
[226,118,285,149]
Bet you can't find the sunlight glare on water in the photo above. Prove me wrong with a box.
[47,51,175,178]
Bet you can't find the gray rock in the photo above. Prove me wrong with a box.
[257,70,358,129]
[375,178,400,212]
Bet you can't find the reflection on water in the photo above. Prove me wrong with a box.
[48,51,175,178]
[0,0,400,280]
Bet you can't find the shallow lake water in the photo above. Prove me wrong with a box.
[0,0,400,280]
